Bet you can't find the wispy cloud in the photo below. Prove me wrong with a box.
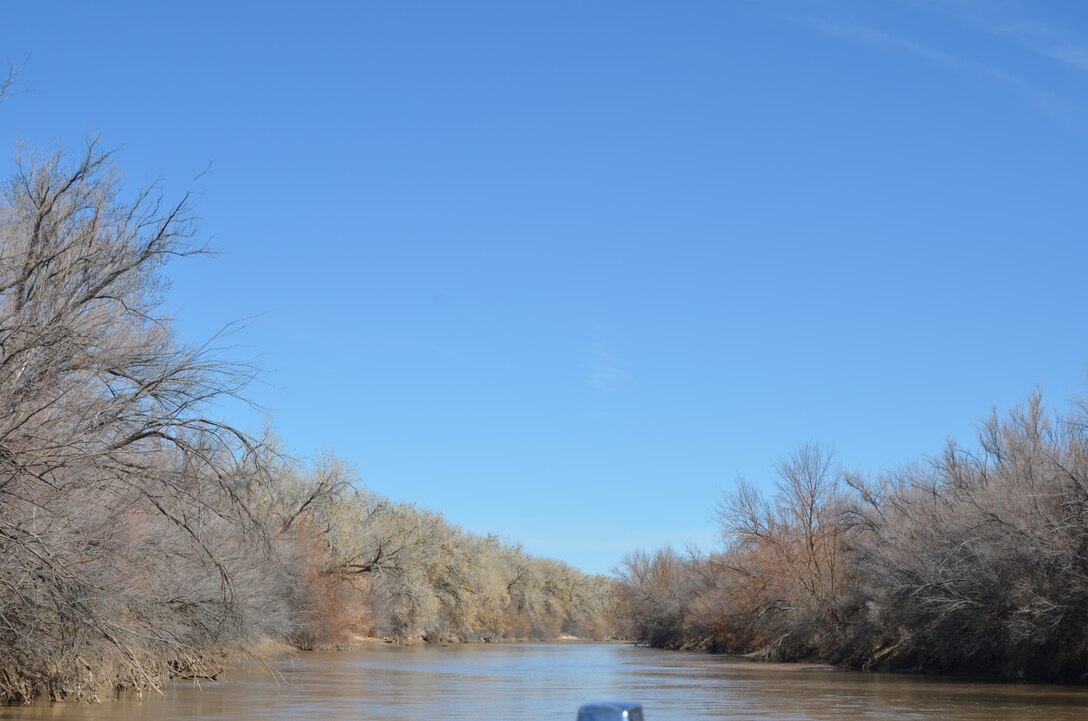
[808,17,1024,87]
[901,0,1088,76]
[587,341,632,391]
[795,5,1084,120]
[992,22,1088,75]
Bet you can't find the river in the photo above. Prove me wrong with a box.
[3,643,1088,720]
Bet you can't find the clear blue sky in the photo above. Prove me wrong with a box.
[2,1,1087,574]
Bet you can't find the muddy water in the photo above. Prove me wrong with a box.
[3,643,1088,721]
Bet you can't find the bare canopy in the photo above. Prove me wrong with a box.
[0,143,279,702]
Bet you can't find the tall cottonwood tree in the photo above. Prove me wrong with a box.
[0,144,282,702]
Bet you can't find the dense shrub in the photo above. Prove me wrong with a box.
[616,396,1088,681]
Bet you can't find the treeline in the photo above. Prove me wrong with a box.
[0,146,613,704]
[260,452,615,650]
[614,397,1088,681]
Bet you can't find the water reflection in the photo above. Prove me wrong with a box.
[2,643,1088,721]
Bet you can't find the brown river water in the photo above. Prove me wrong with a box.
[3,643,1088,721]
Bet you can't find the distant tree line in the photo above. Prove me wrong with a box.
[0,144,615,704]
[614,396,1088,681]
[258,450,616,651]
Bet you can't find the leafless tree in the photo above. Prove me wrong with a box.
[715,444,852,650]
[0,60,23,103]
[0,144,282,702]
[614,547,697,647]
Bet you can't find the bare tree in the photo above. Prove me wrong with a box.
[614,547,695,647]
[0,145,281,702]
[0,59,22,103]
[716,444,850,632]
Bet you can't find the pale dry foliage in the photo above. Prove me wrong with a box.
[846,394,1088,678]
[249,448,617,649]
[296,459,616,644]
